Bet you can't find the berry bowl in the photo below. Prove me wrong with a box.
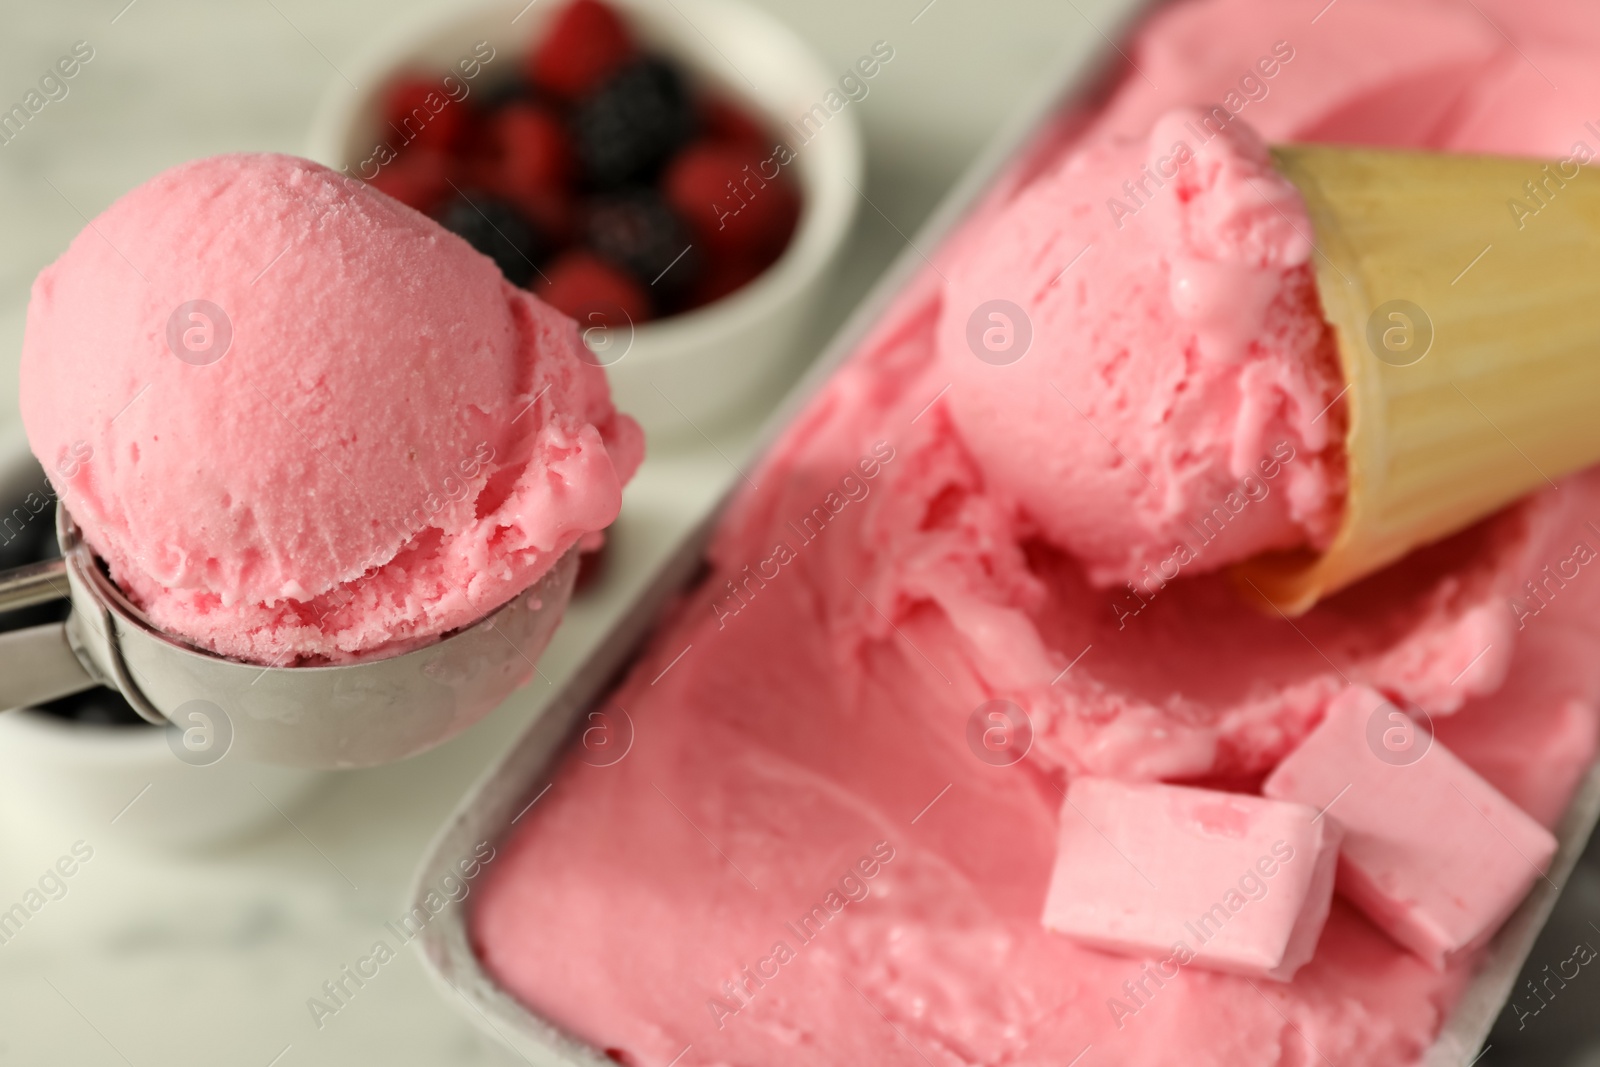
[307,0,863,438]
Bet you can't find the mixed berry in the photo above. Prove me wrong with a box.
[367,0,801,327]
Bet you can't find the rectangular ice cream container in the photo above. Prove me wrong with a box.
[410,2,1600,1062]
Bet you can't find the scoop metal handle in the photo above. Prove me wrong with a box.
[0,556,70,612]
[0,557,98,711]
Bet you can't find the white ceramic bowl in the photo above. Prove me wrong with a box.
[306,0,862,439]
[0,709,327,851]
[0,432,325,850]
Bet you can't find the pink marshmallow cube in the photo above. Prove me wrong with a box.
[1042,777,1342,981]
[1263,686,1559,969]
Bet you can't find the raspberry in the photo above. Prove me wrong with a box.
[511,188,577,245]
[541,250,651,327]
[701,96,769,148]
[365,149,452,216]
[572,58,696,187]
[438,192,549,287]
[585,189,698,296]
[663,142,799,261]
[473,77,537,113]
[530,0,634,99]
[485,102,574,197]
[381,77,469,153]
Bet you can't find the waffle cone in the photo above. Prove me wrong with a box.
[1236,143,1600,614]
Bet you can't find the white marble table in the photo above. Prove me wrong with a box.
[0,2,1106,1063]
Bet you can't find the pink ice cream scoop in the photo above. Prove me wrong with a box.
[19,153,642,666]
[938,110,1347,589]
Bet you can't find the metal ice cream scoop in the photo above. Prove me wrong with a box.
[0,505,576,769]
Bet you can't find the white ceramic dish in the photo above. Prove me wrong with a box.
[306,0,862,440]
[0,432,325,850]
[0,706,327,851]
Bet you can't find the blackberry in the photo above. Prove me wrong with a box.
[572,58,696,187]
[586,189,699,301]
[438,192,548,287]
